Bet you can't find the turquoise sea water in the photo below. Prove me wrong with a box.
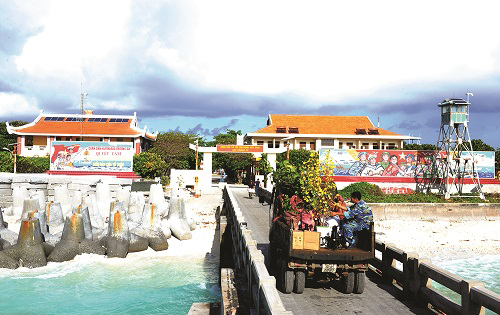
[0,253,220,315]
[433,255,500,315]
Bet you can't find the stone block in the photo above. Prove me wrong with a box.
[0,189,12,196]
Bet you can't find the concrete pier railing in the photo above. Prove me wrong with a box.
[371,241,500,314]
[222,186,292,315]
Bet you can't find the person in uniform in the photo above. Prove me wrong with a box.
[342,191,373,247]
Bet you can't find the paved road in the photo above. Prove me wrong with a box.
[230,185,433,315]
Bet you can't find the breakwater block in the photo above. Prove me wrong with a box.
[0,208,18,246]
[2,218,47,268]
[0,251,18,269]
[48,213,105,262]
[168,191,192,240]
[105,207,130,258]
[135,203,169,251]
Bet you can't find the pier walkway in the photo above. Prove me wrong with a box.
[229,185,434,315]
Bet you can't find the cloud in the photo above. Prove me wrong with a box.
[177,118,240,136]
[0,92,39,116]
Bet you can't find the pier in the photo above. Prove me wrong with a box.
[216,185,500,315]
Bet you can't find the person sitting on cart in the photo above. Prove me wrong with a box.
[342,191,373,248]
[327,194,346,228]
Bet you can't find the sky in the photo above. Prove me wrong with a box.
[1,0,499,147]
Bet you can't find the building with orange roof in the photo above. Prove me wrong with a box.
[246,114,419,151]
[6,111,157,157]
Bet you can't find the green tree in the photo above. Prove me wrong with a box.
[0,120,28,149]
[470,139,494,151]
[257,153,273,188]
[403,143,439,150]
[212,129,252,183]
[133,151,168,180]
[148,132,199,179]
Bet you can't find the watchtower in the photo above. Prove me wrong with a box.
[435,97,484,199]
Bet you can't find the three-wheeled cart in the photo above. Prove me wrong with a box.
[268,194,375,294]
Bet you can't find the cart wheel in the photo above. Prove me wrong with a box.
[293,270,306,294]
[341,271,355,294]
[353,271,366,294]
[281,260,294,294]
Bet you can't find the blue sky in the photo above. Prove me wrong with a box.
[1,0,499,147]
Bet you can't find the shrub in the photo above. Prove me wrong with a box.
[0,151,13,172]
[16,156,50,173]
[339,182,384,202]
[133,152,168,180]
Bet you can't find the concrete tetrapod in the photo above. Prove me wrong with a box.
[105,209,130,258]
[96,182,111,219]
[149,184,169,218]
[167,190,192,240]
[134,203,169,251]
[54,185,71,217]
[28,207,60,247]
[72,205,93,240]
[83,194,105,230]
[21,198,41,220]
[116,186,131,210]
[128,192,145,224]
[47,213,105,262]
[2,218,47,268]
[0,208,18,246]
[11,186,29,217]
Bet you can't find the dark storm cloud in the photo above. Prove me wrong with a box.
[170,118,240,137]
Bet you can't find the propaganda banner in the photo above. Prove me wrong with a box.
[50,141,134,172]
[319,149,495,179]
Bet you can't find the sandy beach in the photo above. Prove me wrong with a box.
[375,219,500,262]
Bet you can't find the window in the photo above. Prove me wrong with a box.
[257,141,264,146]
[56,137,62,141]
[267,141,273,148]
[275,142,280,148]
[387,143,397,149]
[116,138,123,142]
[373,143,380,149]
[25,136,33,146]
[288,127,299,133]
[310,142,316,150]
[361,143,369,149]
[75,137,82,141]
[65,137,71,141]
[368,129,379,135]
[355,128,367,134]
[276,126,287,133]
[321,139,334,147]
[347,142,355,149]
[88,118,108,122]
[100,138,104,142]
[300,142,306,149]
[339,142,343,149]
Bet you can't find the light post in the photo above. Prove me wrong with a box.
[2,143,18,173]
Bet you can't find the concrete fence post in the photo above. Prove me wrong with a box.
[382,243,395,284]
[415,258,432,307]
[461,280,486,315]
[403,252,417,300]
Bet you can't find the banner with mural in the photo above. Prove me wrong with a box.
[319,149,495,179]
[50,141,134,172]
